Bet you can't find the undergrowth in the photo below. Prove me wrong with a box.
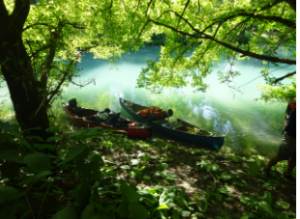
[0,122,296,219]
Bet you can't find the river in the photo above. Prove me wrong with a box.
[0,46,296,157]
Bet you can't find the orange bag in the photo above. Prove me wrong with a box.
[139,109,150,118]
[139,106,167,119]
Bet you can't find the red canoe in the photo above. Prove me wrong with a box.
[62,102,152,138]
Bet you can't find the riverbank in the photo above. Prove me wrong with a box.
[0,122,296,218]
[94,135,296,218]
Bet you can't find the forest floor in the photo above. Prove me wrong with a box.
[94,134,296,219]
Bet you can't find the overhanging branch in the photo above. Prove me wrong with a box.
[212,12,295,28]
[23,23,56,31]
[176,0,190,30]
[274,71,296,83]
[148,19,296,65]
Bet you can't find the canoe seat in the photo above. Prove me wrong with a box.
[110,113,121,124]
[68,98,84,115]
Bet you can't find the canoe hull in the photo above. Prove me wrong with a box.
[119,98,224,149]
[62,103,152,138]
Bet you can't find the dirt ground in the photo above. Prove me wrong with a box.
[96,136,296,218]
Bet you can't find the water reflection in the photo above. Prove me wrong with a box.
[0,46,295,157]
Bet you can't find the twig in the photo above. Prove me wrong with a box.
[38,184,50,219]
[26,195,36,219]
[273,71,296,83]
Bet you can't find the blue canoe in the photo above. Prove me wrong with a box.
[119,98,225,150]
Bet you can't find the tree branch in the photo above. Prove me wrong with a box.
[38,30,60,89]
[274,71,296,83]
[29,44,52,58]
[213,12,295,28]
[45,62,74,107]
[145,0,154,17]
[176,0,190,30]
[136,0,141,10]
[148,19,296,65]
[63,22,85,29]
[70,78,95,88]
[23,23,56,31]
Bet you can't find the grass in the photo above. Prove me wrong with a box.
[0,119,296,219]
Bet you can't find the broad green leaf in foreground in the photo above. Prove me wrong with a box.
[128,203,149,219]
[52,206,76,219]
[120,182,139,204]
[220,172,232,181]
[62,144,86,163]
[0,186,20,204]
[247,163,260,176]
[276,201,290,209]
[23,152,52,173]
[0,150,22,163]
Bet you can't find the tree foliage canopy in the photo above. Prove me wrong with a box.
[1,0,296,101]
[113,0,295,95]
[0,0,296,133]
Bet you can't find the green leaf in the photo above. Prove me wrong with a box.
[194,193,201,200]
[0,161,20,179]
[76,183,91,213]
[52,206,76,219]
[205,164,212,172]
[180,210,191,217]
[159,191,172,207]
[257,201,273,215]
[172,210,180,219]
[0,150,22,163]
[217,185,231,193]
[219,172,232,181]
[0,204,17,219]
[232,181,244,187]
[276,201,290,209]
[158,163,168,171]
[117,202,128,217]
[198,199,208,212]
[131,159,140,165]
[33,143,56,151]
[155,204,168,210]
[62,144,86,163]
[104,129,126,133]
[241,212,256,219]
[46,126,60,133]
[138,166,146,171]
[90,200,105,212]
[20,170,52,184]
[120,165,131,170]
[46,136,60,142]
[0,186,20,204]
[128,203,149,219]
[247,163,260,176]
[262,191,272,206]
[175,196,188,208]
[211,164,220,172]
[26,135,44,142]
[23,152,51,173]
[81,204,96,219]
[120,182,139,204]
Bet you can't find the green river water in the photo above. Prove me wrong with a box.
[0,46,296,157]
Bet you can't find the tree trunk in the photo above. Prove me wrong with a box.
[0,0,51,140]
[0,39,51,140]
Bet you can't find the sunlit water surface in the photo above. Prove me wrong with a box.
[0,46,296,157]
